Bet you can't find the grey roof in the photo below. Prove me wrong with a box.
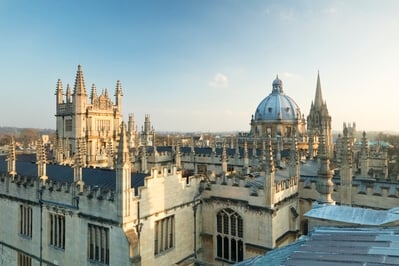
[236,227,399,266]
[0,155,146,194]
[305,205,399,226]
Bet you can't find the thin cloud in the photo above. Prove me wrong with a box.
[209,73,229,88]
[322,7,337,14]
[282,72,301,79]
[279,9,295,20]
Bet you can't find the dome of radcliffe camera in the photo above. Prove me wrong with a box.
[254,76,302,122]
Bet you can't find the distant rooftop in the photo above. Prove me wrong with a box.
[0,154,146,194]
[235,227,399,266]
[305,205,399,226]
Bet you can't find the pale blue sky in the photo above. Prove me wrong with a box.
[1,0,399,132]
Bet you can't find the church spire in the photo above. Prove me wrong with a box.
[73,65,87,95]
[314,71,323,108]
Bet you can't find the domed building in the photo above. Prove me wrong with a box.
[250,76,306,139]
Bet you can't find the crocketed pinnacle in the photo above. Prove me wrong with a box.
[264,135,275,173]
[115,80,123,96]
[117,122,130,165]
[73,65,87,95]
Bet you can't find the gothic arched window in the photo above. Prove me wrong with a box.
[216,208,244,262]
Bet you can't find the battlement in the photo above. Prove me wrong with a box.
[299,176,399,209]
[0,171,118,221]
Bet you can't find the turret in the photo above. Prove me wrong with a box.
[252,138,257,158]
[221,142,228,174]
[175,141,182,169]
[107,138,114,169]
[144,114,151,134]
[289,134,299,178]
[90,84,97,104]
[73,139,84,192]
[127,114,136,148]
[116,122,131,219]
[243,141,249,174]
[140,146,148,173]
[65,84,72,103]
[55,79,64,104]
[263,135,275,208]
[115,80,123,110]
[36,138,48,184]
[55,137,64,164]
[72,65,88,144]
[6,137,17,178]
[360,131,369,177]
[340,126,353,206]
[315,132,335,205]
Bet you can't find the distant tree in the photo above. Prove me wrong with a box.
[0,134,12,146]
[19,128,39,147]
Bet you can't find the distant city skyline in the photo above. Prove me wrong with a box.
[1,0,399,132]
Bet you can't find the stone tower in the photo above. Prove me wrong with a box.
[307,72,333,158]
[55,65,123,167]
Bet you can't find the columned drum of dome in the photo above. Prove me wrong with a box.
[250,76,306,138]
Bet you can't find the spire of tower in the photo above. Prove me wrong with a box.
[73,65,87,95]
[314,71,323,108]
[117,122,130,165]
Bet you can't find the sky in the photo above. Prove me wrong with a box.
[0,0,399,133]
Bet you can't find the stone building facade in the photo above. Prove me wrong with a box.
[1,68,398,266]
